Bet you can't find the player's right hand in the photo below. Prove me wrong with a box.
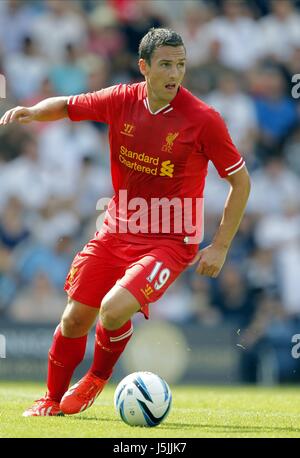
[0,106,36,125]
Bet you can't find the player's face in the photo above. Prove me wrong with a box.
[139,46,186,108]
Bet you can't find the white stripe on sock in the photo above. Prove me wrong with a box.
[110,325,133,342]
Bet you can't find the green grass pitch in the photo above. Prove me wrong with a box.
[1,381,300,438]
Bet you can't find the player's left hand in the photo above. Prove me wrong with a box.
[194,244,228,278]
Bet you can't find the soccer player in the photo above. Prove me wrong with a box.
[0,28,250,416]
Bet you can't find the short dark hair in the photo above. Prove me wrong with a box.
[139,28,185,65]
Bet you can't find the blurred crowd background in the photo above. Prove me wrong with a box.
[1,0,300,383]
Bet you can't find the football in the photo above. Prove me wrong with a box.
[114,371,172,427]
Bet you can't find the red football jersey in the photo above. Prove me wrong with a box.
[67,82,244,245]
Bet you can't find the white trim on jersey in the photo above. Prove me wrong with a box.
[144,98,171,115]
[225,157,244,171]
[227,161,245,176]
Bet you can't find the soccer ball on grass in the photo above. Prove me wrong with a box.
[114,371,172,427]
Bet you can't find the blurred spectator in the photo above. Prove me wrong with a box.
[211,264,255,326]
[78,54,111,111]
[0,243,17,315]
[3,35,49,100]
[251,67,298,157]
[206,70,258,150]
[9,271,65,323]
[0,122,29,163]
[284,122,300,172]
[87,3,126,60]
[120,1,164,78]
[248,157,300,215]
[226,213,256,264]
[109,0,141,23]
[0,0,38,55]
[285,45,300,80]
[173,2,212,68]
[121,1,164,54]
[184,44,230,98]
[28,196,80,248]
[0,196,30,250]
[15,235,73,290]
[151,276,194,324]
[37,119,102,198]
[255,199,300,315]
[245,247,278,298]
[1,135,51,210]
[208,0,262,71]
[188,274,222,326]
[76,156,113,220]
[259,0,300,62]
[31,0,87,63]
[239,292,300,384]
[49,43,87,96]
[203,163,228,216]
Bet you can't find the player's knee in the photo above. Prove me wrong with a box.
[100,299,123,331]
[61,307,89,337]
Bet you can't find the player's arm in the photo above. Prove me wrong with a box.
[213,165,251,251]
[196,165,251,277]
[0,97,69,125]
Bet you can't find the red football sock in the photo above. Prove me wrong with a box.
[47,325,87,402]
[89,320,133,380]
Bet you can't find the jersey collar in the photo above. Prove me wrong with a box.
[141,81,180,116]
[143,97,173,115]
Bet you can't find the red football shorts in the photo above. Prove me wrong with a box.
[64,231,198,319]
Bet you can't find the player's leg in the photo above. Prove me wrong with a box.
[47,298,99,400]
[23,237,125,417]
[89,245,197,380]
[60,243,194,415]
[88,286,139,377]
[23,298,99,417]
[60,287,140,415]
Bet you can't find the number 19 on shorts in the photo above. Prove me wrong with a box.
[146,261,171,291]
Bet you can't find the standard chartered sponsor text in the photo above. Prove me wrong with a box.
[119,145,159,176]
